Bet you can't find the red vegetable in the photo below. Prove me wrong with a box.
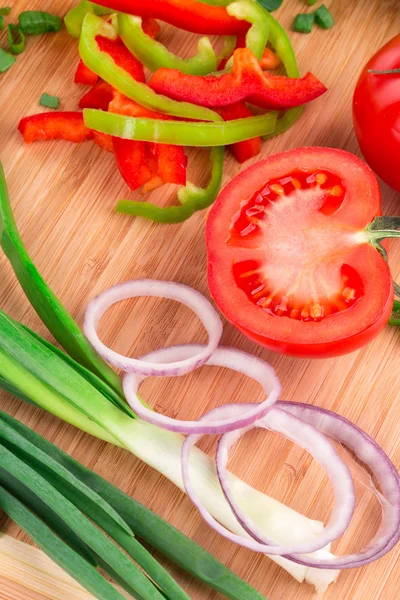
[141,17,161,39]
[94,0,248,35]
[96,36,146,83]
[109,91,187,190]
[149,48,327,110]
[18,112,93,144]
[93,131,114,152]
[74,59,98,85]
[353,34,400,192]
[79,81,114,111]
[216,103,261,163]
[206,147,394,358]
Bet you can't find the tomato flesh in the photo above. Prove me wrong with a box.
[206,148,393,358]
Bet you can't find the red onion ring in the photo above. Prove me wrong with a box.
[275,402,400,569]
[182,403,355,554]
[123,344,281,434]
[84,281,223,377]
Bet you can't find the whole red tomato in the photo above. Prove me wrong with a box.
[353,34,400,192]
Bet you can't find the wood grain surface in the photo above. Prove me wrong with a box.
[1,1,400,599]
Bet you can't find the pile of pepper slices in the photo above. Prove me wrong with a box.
[18,0,327,223]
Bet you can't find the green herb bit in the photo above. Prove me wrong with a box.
[293,13,314,33]
[40,93,60,109]
[0,48,16,73]
[307,0,318,5]
[19,11,62,35]
[389,300,400,326]
[0,7,11,16]
[0,15,4,29]
[8,24,26,55]
[314,4,335,29]
[255,0,283,12]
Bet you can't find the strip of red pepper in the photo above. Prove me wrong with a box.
[79,81,114,111]
[149,48,327,110]
[216,102,261,163]
[109,91,187,191]
[94,0,248,35]
[74,59,99,85]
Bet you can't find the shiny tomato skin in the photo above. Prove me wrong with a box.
[353,34,400,192]
[206,147,393,358]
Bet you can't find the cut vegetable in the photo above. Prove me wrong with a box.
[314,5,334,30]
[293,14,314,33]
[19,11,62,35]
[123,344,281,433]
[7,24,26,54]
[0,48,15,72]
[84,280,223,376]
[40,93,60,109]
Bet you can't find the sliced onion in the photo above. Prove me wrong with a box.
[182,403,355,554]
[123,344,281,434]
[274,402,400,569]
[84,280,223,377]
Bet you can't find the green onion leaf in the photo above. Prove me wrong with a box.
[307,0,318,5]
[293,13,314,33]
[7,24,26,55]
[19,11,62,35]
[0,162,123,395]
[314,4,335,29]
[0,48,16,72]
[0,15,4,29]
[40,92,60,109]
[0,486,127,600]
[255,0,283,12]
[0,7,11,16]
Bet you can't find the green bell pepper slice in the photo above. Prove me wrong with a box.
[79,13,221,121]
[118,14,217,75]
[225,1,269,64]
[116,147,224,223]
[84,108,277,145]
[389,300,400,326]
[65,0,113,38]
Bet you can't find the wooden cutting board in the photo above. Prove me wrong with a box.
[0,1,399,599]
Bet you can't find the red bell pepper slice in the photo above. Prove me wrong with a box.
[109,91,187,190]
[93,131,114,152]
[94,0,248,35]
[141,17,161,40]
[96,36,146,83]
[18,112,93,144]
[260,47,281,71]
[216,103,261,164]
[74,59,99,85]
[149,48,327,110]
[79,81,114,111]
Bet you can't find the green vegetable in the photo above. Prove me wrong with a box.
[7,24,26,54]
[84,109,278,146]
[0,6,11,15]
[0,15,4,29]
[293,13,314,33]
[40,93,60,109]
[0,47,16,72]
[307,0,318,5]
[19,11,62,35]
[79,13,222,121]
[255,0,283,12]
[119,14,217,75]
[0,164,337,592]
[225,0,270,63]
[314,4,335,29]
[64,0,113,38]
[389,300,400,326]
[116,147,225,223]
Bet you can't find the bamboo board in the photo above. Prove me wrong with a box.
[1,0,400,598]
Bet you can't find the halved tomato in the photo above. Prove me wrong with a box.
[206,147,394,358]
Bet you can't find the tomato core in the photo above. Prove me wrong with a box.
[228,169,364,323]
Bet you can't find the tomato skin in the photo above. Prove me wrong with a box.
[206,147,394,358]
[353,34,400,192]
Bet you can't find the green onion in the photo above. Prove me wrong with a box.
[7,24,26,55]
[19,11,62,35]
[0,7,11,15]
[255,0,283,12]
[293,13,314,33]
[40,92,60,109]
[0,15,4,29]
[307,0,318,5]
[0,47,16,73]
[314,4,335,29]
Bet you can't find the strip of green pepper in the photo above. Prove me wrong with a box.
[83,108,277,145]
[118,14,217,75]
[65,0,113,38]
[79,13,221,121]
[116,147,224,223]
[225,1,269,63]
